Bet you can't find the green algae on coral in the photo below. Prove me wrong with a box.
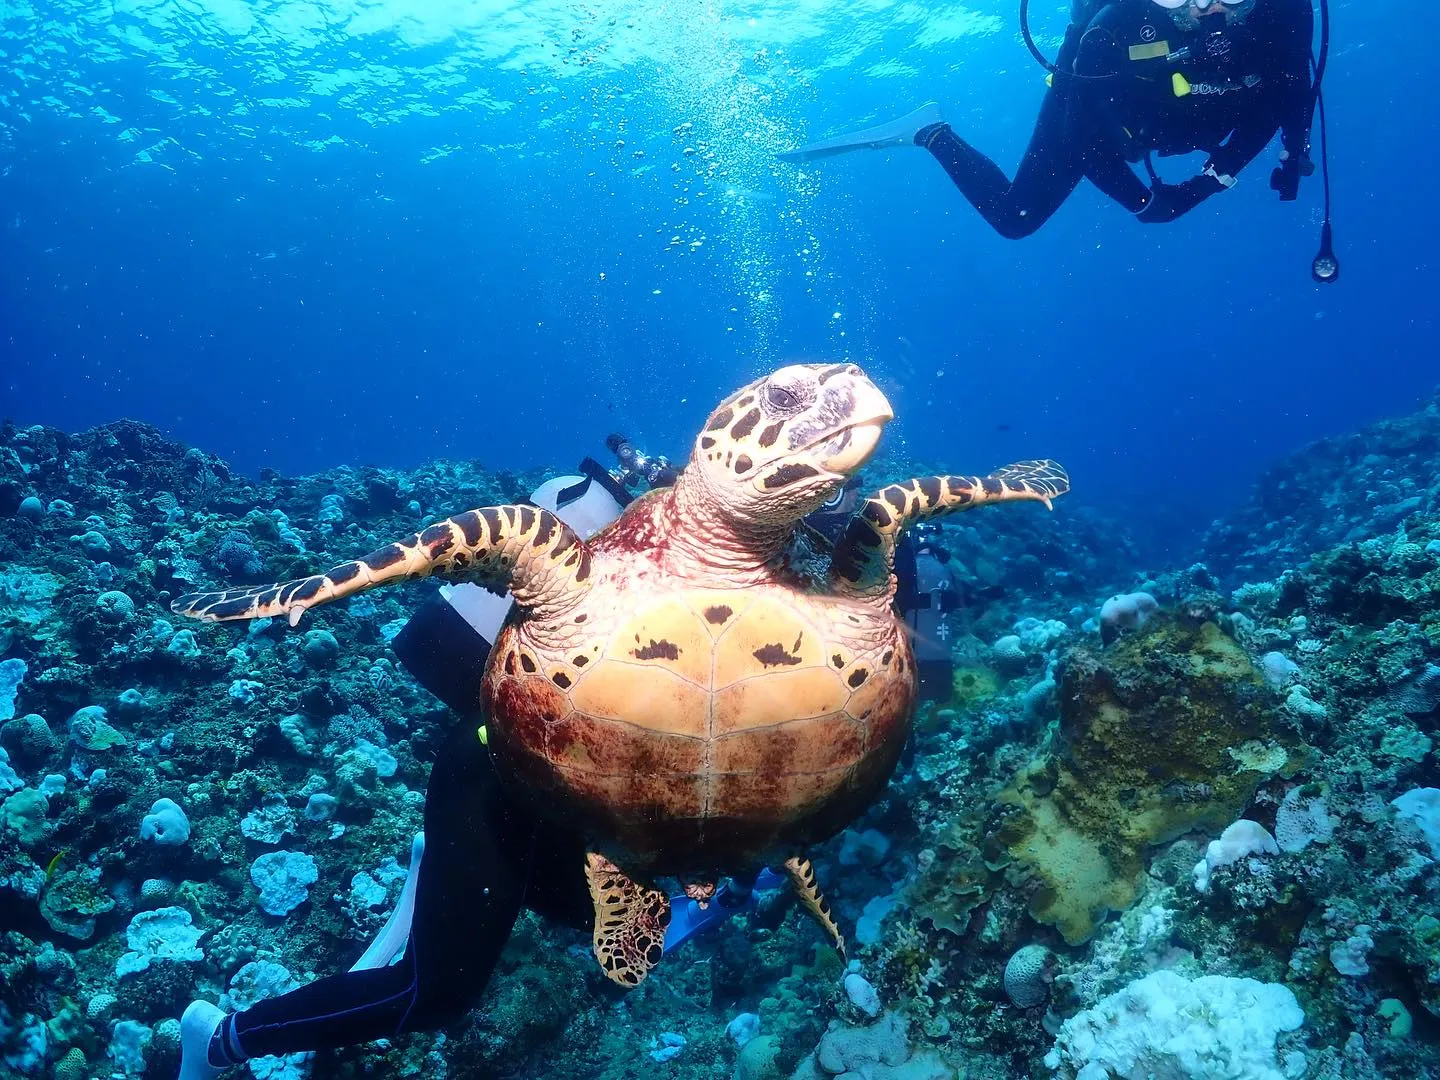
[908,826,993,936]
[993,613,1298,944]
[949,665,1000,710]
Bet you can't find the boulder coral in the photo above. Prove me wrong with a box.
[991,611,1299,943]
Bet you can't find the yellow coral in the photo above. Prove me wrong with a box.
[950,665,999,709]
[994,615,1298,944]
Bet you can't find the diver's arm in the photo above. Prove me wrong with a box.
[1213,0,1313,180]
[1206,108,1281,179]
[1070,14,1154,214]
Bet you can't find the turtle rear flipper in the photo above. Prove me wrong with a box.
[831,460,1070,599]
[783,856,846,962]
[171,505,593,626]
[585,853,670,987]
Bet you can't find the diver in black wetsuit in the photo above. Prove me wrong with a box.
[174,447,708,1079]
[779,0,1314,237]
[181,724,591,1077]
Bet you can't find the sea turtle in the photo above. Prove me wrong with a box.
[172,363,1068,986]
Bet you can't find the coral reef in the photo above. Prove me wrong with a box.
[2,399,1440,1079]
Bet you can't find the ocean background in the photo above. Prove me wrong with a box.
[5,4,1440,1080]
[3,0,1435,552]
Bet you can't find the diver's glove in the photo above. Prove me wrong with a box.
[1268,149,1312,201]
[1135,172,1227,224]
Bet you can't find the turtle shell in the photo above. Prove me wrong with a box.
[482,579,914,876]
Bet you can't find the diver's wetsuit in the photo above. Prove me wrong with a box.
[919,0,1313,237]
[218,721,589,1060]
[808,494,967,705]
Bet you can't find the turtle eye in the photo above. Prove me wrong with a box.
[765,384,801,412]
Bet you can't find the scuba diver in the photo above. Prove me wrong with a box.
[894,523,1001,702]
[176,439,755,1080]
[807,477,997,704]
[779,0,1320,243]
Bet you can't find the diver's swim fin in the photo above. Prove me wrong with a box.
[663,867,787,954]
[349,832,426,972]
[777,102,945,163]
[177,1001,231,1080]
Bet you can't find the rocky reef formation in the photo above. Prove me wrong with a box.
[1202,391,1440,587]
[2,405,1439,1080]
[992,611,1300,945]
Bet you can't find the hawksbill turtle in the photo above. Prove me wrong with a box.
[172,363,1069,986]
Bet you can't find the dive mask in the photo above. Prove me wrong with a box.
[1150,0,1244,9]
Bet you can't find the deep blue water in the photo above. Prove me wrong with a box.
[2,0,1436,548]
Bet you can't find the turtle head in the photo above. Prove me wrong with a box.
[691,363,894,525]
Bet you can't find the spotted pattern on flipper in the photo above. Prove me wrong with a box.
[782,856,846,962]
[585,853,671,988]
[170,504,594,627]
[831,460,1070,599]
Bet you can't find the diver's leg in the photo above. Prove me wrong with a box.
[399,725,536,1025]
[178,946,428,1077]
[520,816,593,932]
[916,28,1087,239]
[916,122,1081,240]
[179,730,530,1075]
[195,962,422,1068]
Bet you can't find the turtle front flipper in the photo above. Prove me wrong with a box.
[585,853,670,987]
[171,506,593,627]
[830,460,1070,600]
[782,856,847,962]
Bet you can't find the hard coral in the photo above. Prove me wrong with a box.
[53,1046,87,1080]
[1002,943,1052,1007]
[992,611,1298,943]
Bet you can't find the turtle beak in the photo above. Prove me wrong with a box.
[818,382,893,476]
